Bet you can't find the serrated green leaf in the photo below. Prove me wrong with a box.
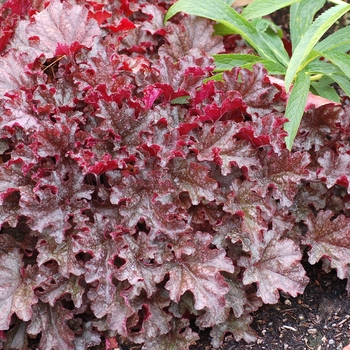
[310,78,340,102]
[285,3,350,92]
[321,50,350,80]
[284,71,310,150]
[203,73,224,83]
[290,0,326,51]
[165,0,288,66]
[241,0,300,20]
[315,26,350,53]
[213,53,286,74]
[304,59,342,75]
[330,74,350,96]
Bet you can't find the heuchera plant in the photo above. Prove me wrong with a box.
[0,0,349,349]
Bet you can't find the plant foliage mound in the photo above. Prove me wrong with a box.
[0,0,349,349]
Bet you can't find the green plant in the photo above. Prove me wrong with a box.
[165,0,350,149]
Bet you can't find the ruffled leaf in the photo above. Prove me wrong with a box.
[26,0,101,57]
[239,230,309,304]
[303,210,350,279]
[0,248,38,329]
[163,232,235,312]
[27,302,75,350]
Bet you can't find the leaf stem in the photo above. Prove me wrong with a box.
[310,73,323,81]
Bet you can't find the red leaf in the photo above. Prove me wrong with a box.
[36,234,86,279]
[223,180,276,245]
[191,122,259,175]
[0,248,38,329]
[167,157,218,205]
[0,50,34,96]
[239,230,309,304]
[210,313,257,347]
[142,319,199,350]
[317,148,350,191]
[126,291,172,344]
[303,210,350,279]
[163,232,234,312]
[27,301,75,350]
[19,161,93,243]
[222,65,280,116]
[110,170,189,239]
[249,149,310,206]
[26,0,100,57]
[160,16,224,60]
[113,232,168,298]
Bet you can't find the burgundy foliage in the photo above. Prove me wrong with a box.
[0,0,349,349]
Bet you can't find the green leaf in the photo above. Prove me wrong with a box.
[305,59,350,99]
[251,18,290,65]
[213,54,263,71]
[213,23,236,36]
[284,71,310,150]
[290,0,326,51]
[304,59,342,75]
[251,18,283,38]
[314,26,350,53]
[203,73,224,83]
[284,3,350,92]
[241,0,300,20]
[213,53,286,74]
[170,96,191,104]
[330,74,350,96]
[165,0,288,66]
[321,50,350,80]
[240,62,286,75]
[310,77,340,102]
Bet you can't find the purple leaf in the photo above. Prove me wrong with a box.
[27,301,75,350]
[163,232,234,311]
[303,210,350,279]
[26,0,100,58]
[167,157,218,205]
[239,230,309,304]
[142,319,199,350]
[160,16,224,60]
[0,249,38,329]
[249,150,310,206]
[210,313,257,348]
[317,148,350,191]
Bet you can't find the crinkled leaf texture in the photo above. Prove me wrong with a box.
[26,0,101,57]
[0,247,37,329]
[303,211,350,280]
[239,230,309,304]
[0,0,348,349]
